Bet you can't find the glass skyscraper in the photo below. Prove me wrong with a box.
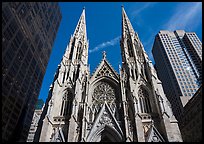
[152,30,202,121]
[2,2,61,142]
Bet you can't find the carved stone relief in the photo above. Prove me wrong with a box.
[50,127,62,142]
[99,111,113,126]
[146,126,165,142]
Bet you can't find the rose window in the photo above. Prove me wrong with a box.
[92,82,115,104]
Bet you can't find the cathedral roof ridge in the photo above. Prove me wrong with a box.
[90,58,103,77]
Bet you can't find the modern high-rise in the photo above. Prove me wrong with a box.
[36,7,182,142]
[27,99,44,142]
[2,2,62,142]
[152,30,202,121]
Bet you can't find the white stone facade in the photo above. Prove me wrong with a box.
[38,7,183,142]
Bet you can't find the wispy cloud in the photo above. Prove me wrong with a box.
[129,2,158,62]
[164,2,202,31]
[89,36,120,53]
[131,2,158,17]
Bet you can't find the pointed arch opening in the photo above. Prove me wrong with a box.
[127,39,134,57]
[89,125,123,142]
[101,125,123,142]
[60,89,74,118]
[138,86,152,113]
[69,38,75,60]
[76,41,83,60]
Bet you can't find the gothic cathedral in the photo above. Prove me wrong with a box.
[38,7,183,142]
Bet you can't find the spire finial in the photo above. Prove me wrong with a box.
[121,4,124,8]
[102,51,106,59]
[83,6,85,10]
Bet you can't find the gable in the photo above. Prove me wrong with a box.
[86,102,123,142]
[91,58,119,81]
[146,125,165,142]
[50,127,65,142]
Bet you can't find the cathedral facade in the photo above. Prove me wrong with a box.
[38,7,183,142]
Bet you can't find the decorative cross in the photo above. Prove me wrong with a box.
[102,51,106,59]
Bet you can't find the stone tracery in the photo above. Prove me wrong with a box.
[95,64,114,78]
[91,82,118,121]
[92,82,115,104]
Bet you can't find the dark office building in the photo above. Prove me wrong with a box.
[2,2,62,142]
[179,86,202,142]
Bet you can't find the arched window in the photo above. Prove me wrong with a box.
[62,71,66,83]
[138,87,151,113]
[131,69,135,80]
[127,39,134,57]
[135,69,138,80]
[92,82,115,105]
[60,90,73,117]
[134,39,139,55]
[89,109,93,122]
[76,41,82,60]
[74,64,80,81]
[69,38,75,60]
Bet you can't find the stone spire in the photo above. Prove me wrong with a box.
[121,6,135,38]
[120,6,183,143]
[63,7,89,67]
[73,7,87,42]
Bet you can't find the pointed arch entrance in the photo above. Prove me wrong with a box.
[88,125,123,142]
[86,102,124,142]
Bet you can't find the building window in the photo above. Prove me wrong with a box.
[18,4,28,18]
[127,39,134,57]
[2,6,12,27]
[138,87,151,113]
[60,90,73,117]
[37,40,43,52]
[26,15,33,25]
[69,38,75,60]
[76,41,82,60]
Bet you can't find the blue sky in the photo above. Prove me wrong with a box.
[38,2,202,102]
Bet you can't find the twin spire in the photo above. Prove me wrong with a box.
[73,6,133,42]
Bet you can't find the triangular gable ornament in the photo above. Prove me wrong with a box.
[91,54,119,81]
[146,125,165,142]
[86,102,123,141]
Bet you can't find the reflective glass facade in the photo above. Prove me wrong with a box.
[2,2,61,142]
